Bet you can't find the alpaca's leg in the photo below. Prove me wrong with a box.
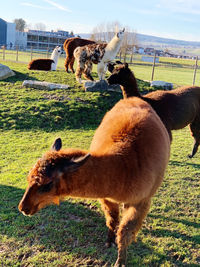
[83,62,94,81]
[189,116,200,158]
[51,62,56,71]
[100,199,120,248]
[75,61,84,83]
[64,56,70,72]
[114,200,151,267]
[69,57,75,73]
[97,62,105,80]
[103,63,108,78]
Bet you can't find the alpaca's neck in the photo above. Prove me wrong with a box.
[120,74,140,98]
[50,51,59,70]
[51,52,59,65]
[61,154,118,199]
[105,35,122,55]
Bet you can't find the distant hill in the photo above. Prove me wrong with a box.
[136,33,200,48]
[78,32,200,55]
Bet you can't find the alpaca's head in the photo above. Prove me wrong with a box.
[52,46,62,57]
[18,138,90,216]
[107,61,123,73]
[91,49,101,64]
[107,62,132,86]
[116,28,125,40]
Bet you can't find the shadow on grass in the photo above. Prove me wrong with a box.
[169,160,200,169]
[0,184,198,266]
[0,185,114,265]
[3,70,39,83]
[149,214,200,229]
[145,217,199,245]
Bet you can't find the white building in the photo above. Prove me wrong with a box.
[133,46,145,54]
[6,22,16,48]
[0,17,74,50]
[15,31,27,48]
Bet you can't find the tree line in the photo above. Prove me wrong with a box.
[13,19,138,59]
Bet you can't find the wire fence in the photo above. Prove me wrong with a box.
[0,46,199,86]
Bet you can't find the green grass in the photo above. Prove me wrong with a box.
[0,61,199,266]
[1,48,200,86]
[130,64,200,86]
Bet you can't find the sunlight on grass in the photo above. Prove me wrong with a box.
[0,61,199,266]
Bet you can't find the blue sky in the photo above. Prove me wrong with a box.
[1,0,200,41]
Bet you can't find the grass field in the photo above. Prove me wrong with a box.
[0,61,199,266]
[1,48,200,86]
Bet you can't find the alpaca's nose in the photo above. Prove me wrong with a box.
[18,201,31,215]
[107,77,114,85]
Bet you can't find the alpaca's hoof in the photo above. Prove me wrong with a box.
[188,154,193,158]
[105,233,116,248]
[105,242,111,248]
[105,241,116,248]
[114,260,126,267]
[76,78,82,84]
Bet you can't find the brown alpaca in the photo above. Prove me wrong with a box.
[63,37,96,73]
[107,62,200,158]
[74,43,107,83]
[18,97,170,267]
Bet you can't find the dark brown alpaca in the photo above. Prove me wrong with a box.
[107,62,200,158]
[28,59,54,71]
[18,97,170,267]
[63,37,96,73]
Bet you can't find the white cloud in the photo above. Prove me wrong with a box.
[43,0,72,12]
[21,0,72,12]
[21,2,53,10]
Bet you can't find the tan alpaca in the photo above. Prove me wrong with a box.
[19,97,170,266]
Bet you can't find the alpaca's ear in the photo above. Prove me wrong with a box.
[68,153,91,172]
[124,63,129,69]
[52,138,62,151]
[122,28,125,32]
[115,25,119,34]
[107,62,115,73]
[73,153,90,165]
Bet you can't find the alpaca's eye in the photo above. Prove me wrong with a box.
[38,181,53,193]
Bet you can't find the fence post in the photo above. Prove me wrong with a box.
[16,46,19,61]
[192,56,198,86]
[46,47,49,58]
[151,52,156,81]
[3,45,5,60]
[119,50,122,61]
[123,49,127,63]
[31,46,33,61]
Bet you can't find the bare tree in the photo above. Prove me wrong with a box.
[90,22,138,46]
[34,23,46,31]
[90,22,138,62]
[121,26,139,62]
[13,18,26,32]
[90,21,122,42]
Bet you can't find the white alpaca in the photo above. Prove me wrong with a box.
[50,46,62,70]
[28,46,62,71]
[97,28,125,80]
